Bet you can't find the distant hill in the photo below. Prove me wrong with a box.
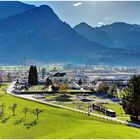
[74,22,114,48]
[0,2,140,66]
[0,4,106,65]
[0,1,35,20]
[74,22,140,50]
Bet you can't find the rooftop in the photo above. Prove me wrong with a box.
[53,72,66,77]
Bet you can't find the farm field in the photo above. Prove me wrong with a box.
[0,85,140,138]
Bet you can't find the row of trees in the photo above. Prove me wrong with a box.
[0,103,43,120]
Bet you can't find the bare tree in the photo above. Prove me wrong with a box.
[9,103,17,116]
[58,83,69,95]
[23,107,29,118]
[0,103,5,115]
[6,73,12,82]
[33,108,43,120]
[3,88,7,95]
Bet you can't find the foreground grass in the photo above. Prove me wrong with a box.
[0,86,140,138]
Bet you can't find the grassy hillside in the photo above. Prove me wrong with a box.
[0,85,140,138]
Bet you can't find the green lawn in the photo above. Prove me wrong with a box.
[0,85,140,138]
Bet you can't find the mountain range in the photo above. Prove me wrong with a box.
[0,1,35,20]
[0,1,140,66]
[74,22,140,50]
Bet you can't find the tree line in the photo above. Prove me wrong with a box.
[0,102,43,120]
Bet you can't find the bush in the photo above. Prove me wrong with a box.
[51,85,59,92]
[96,82,109,93]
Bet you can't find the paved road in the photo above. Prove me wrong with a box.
[6,81,140,129]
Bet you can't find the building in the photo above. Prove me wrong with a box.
[51,72,69,84]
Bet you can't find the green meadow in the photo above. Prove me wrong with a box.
[0,84,140,138]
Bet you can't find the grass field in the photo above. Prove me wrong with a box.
[0,85,140,138]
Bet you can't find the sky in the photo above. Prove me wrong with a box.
[22,1,140,27]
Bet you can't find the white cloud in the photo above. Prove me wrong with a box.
[73,2,83,7]
[97,22,104,26]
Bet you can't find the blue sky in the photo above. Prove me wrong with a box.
[23,1,140,27]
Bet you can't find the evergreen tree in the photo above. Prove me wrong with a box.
[51,85,59,92]
[34,66,38,85]
[41,67,46,79]
[78,78,82,86]
[28,66,38,85]
[28,65,34,85]
[45,77,52,87]
[122,75,140,120]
